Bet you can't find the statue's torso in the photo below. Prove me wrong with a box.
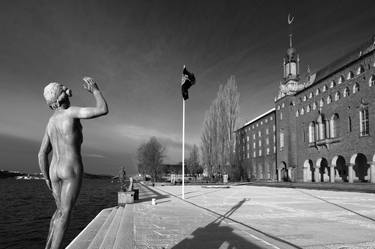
[47,109,83,180]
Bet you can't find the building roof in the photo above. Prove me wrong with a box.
[237,108,275,132]
[301,36,375,91]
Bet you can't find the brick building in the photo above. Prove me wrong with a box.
[236,34,375,184]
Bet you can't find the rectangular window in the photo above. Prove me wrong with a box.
[259,149,262,156]
[258,131,261,137]
[247,152,249,159]
[266,137,269,145]
[266,128,269,135]
[266,147,270,155]
[253,134,256,139]
[360,108,369,136]
[253,151,256,158]
[253,142,256,149]
[258,140,262,147]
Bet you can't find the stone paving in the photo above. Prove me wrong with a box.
[131,183,375,249]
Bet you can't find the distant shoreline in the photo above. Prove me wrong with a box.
[0,170,113,179]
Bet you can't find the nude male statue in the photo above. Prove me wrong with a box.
[38,77,108,249]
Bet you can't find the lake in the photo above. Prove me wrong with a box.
[0,178,119,248]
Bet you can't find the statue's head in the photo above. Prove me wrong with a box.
[43,82,72,110]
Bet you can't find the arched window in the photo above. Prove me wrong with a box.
[326,95,332,104]
[369,75,375,87]
[353,83,360,93]
[357,65,365,75]
[347,71,354,80]
[343,87,350,97]
[334,91,340,101]
[330,114,339,138]
[322,85,327,92]
[306,105,311,113]
[338,75,345,84]
[319,98,324,107]
[317,114,326,140]
[330,80,336,88]
[313,102,317,110]
[309,122,315,143]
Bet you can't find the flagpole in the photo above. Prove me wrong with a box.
[182,98,185,199]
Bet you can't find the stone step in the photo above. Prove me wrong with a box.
[113,205,134,249]
[98,206,125,249]
[86,207,118,249]
[66,207,114,249]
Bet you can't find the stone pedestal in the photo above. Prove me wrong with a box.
[118,191,134,206]
[348,164,354,183]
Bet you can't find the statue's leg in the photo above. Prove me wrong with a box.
[45,178,62,249]
[51,176,82,249]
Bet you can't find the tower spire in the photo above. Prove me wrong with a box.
[289,33,293,48]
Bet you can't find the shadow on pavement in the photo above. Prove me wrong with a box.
[172,199,265,249]
[135,183,169,203]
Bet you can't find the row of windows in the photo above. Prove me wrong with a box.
[296,79,374,117]
[241,134,276,152]
[242,146,277,160]
[308,108,369,143]
[239,125,276,144]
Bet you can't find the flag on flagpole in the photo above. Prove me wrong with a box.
[181,66,196,100]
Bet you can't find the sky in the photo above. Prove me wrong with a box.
[0,0,374,175]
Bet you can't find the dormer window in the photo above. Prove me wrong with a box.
[315,88,320,95]
[338,75,344,84]
[313,102,317,110]
[300,107,305,115]
[326,95,332,104]
[334,91,340,101]
[357,65,365,75]
[306,105,311,113]
[322,85,327,92]
[369,75,375,87]
[353,83,360,94]
[330,81,336,88]
[319,98,324,107]
[347,71,354,80]
[309,92,313,98]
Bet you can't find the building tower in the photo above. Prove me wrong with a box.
[275,15,302,181]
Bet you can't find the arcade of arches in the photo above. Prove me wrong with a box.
[277,154,375,183]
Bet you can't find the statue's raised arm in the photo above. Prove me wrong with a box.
[67,77,108,119]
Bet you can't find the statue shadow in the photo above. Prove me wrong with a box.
[172,198,265,249]
[135,183,169,203]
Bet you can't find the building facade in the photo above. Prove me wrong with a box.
[236,35,375,184]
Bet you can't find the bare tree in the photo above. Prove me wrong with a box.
[201,76,240,179]
[186,144,202,176]
[137,137,165,181]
